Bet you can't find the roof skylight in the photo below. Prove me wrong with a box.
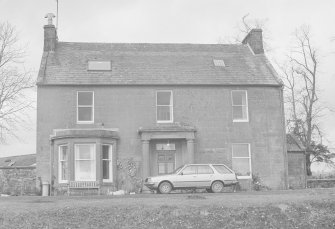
[88,61,112,71]
[213,59,225,67]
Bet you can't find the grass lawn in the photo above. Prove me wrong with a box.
[0,188,335,228]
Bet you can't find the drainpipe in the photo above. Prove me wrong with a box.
[49,139,54,196]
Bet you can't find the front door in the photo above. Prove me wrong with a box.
[157,151,175,175]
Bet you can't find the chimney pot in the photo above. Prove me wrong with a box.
[242,28,264,54]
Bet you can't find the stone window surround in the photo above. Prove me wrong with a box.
[50,129,118,186]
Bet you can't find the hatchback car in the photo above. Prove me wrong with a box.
[144,164,238,194]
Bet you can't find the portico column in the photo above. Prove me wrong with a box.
[187,139,195,163]
[142,140,150,178]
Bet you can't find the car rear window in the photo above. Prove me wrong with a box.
[213,165,233,174]
[197,165,214,174]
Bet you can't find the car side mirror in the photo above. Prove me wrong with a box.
[179,172,183,175]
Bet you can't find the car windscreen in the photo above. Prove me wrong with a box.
[213,165,233,174]
[170,165,184,174]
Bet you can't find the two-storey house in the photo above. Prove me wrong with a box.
[37,17,287,194]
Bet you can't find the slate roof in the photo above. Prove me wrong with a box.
[37,42,282,86]
[287,133,305,152]
[0,154,36,168]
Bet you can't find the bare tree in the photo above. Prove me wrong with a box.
[0,22,34,143]
[234,14,272,52]
[281,26,334,176]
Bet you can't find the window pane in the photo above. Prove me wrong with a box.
[197,165,214,174]
[167,163,174,173]
[60,146,67,160]
[78,107,92,121]
[233,106,247,120]
[61,161,68,180]
[103,160,110,179]
[157,92,171,105]
[232,158,250,176]
[213,165,232,174]
[156,143,176,150]
[233,106,243,119]
[158,163,165,174]
[182,165,197,175]
[232,144,249,157]
[78,92,93,106]
[75,144,96,181]
[75,160,96,180]
[102,145,110,159]
[232,91,246,105]
[75,145,93,159]
[157,106,170,121]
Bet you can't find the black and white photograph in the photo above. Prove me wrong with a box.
[0,0,335,228]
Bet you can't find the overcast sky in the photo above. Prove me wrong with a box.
[0,0,334,157]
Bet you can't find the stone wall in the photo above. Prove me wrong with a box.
[0,167,38,195]
[287,151,306,189]
[307,179,335,188]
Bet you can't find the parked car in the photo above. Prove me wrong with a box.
[144,164,238,194]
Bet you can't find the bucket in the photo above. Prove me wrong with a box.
[42,181,50,196]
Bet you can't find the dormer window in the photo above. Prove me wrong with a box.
[88,61,112,71]
[213,59,225,67]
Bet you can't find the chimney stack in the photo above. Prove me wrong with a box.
[242,29,264,54]
[43,13,57,52]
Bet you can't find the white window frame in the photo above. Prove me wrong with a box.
[74,144,96,181]
[156,90,173,123]
[232,143,252,179]
[58,145,68,183]
[231,90,249,122]
[77,91,94,124]
[102,144,113,182]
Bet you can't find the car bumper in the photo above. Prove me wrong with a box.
[144,182,159,190]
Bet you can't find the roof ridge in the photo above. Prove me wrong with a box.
[58,41,243,46]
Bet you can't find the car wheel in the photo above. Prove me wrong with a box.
[211,181,224,193]
[158,181,172,194]
[206,188,213,193]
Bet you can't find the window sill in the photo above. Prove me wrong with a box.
[157,121,173,124]
[237,176,252,179]
[77,121,94,124]
[233,120,249,123]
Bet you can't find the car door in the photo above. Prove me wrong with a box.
[173,165,197,188]
[194,165,214,188]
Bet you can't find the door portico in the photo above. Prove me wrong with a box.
[138,125,196,179]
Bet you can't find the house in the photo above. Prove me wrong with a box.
[37,16,287,195]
